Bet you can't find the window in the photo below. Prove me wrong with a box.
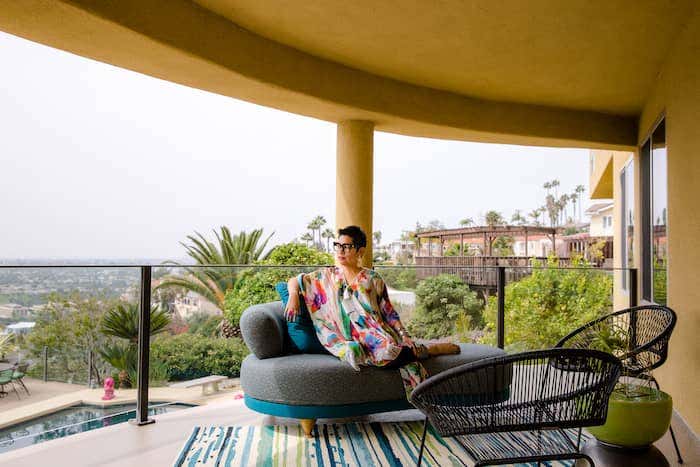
[620,160,634,290]
[641,118,668,304]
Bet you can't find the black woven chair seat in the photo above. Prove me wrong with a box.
[410,348,621,466]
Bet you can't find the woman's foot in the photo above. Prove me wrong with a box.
[427,343,461,356]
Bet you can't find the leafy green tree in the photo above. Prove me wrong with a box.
[155,227,273,311]
[223,243,333,326]
[264,242,333,266]
[511,210,527,226]
[377,267,418,291]
[0,334,15,360]
[481,258,612,351]
[373,231,382,246]
[459,217,474,227]
[26,292,117,385]
[408,274,483,339]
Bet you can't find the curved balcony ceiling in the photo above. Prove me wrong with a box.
[196,0,685,116]
[0,0,695,148]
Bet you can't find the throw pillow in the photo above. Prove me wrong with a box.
[275,281,327,354]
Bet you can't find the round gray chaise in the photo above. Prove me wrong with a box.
[239,301,506,436]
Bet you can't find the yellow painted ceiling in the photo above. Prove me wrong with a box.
[195,0,692,116]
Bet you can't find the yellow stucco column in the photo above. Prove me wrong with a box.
[336,120,374,267]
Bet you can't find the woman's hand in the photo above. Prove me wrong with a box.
[399,330,416,351]
[285,293,300,322]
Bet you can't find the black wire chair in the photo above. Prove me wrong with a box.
[555,304,682,463]
[410,348,621,466]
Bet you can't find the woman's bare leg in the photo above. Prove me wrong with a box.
[426,343,461,356]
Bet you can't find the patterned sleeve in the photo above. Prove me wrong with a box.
[375,274,403,330]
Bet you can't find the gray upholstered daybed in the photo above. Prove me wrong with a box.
[239,301,505,436]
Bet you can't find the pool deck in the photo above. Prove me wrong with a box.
[0,377,241,430]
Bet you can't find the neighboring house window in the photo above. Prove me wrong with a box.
[620,160,635,290]
[641,118,668,305]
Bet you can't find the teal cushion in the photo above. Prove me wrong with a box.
[275,282,327,354]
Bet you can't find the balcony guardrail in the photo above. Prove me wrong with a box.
[0,263,637,426]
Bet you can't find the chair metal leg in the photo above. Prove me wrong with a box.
[17,378,30,395]
[417,418,429,467]
[650,376,684,464]
[10,381,20,399]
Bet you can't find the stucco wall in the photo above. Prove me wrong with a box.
[638,5,700,433]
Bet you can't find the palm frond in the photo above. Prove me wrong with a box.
[100,302,171,342]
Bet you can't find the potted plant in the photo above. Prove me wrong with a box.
[586,322,673,448]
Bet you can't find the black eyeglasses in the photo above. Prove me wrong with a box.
[332,242,357,252]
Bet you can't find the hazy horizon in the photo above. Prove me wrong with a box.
[1,31,596,260]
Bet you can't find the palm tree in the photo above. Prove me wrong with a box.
[99,302,171,387]
[100,303,171,343]
[155,227,273,311]
[570,192,578,224]
[373,231,382,246]
[301,232,314,247]
[543,181,552,195]
[484,210,504,228]
[313,215,326,248]
[528,209,541,226]
[559,194,570,225]
[307,219,319,246]
[321,228,335,252]
[551,179,561,197]
[459,217,474,227]
[546,195,558,226]
[575,185,585,220]
[511,210,526,225]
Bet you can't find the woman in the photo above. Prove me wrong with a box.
[285,225,459,395]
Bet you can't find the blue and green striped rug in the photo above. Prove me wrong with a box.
[174,422,582,466]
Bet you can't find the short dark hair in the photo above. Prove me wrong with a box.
[338,225,367,248]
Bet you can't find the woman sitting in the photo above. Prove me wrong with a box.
[286,225,459,395]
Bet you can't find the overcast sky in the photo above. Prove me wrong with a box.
[0,31,592,260]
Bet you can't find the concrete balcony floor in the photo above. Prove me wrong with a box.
[1,395,697,466]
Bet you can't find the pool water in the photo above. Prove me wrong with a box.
[0,402,193,453]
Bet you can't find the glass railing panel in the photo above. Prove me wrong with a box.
[375,265,494,345]
[500,264,616,352]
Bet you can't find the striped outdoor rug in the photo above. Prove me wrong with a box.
[174,422,582,466]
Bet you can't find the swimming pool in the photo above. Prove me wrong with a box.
[0,402,194,454]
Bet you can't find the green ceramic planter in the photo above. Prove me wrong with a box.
[588,385,672,448]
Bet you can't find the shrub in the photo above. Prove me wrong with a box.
[223,242,332,326]
[223,268,291,326]
[481,258,613,351]
[376,267,418,291]
[262,242,333,266]
[186,312,223,337]
[408,274,482,339]
[150,334,249,380]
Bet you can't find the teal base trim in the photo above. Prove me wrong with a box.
[244,395,412,420]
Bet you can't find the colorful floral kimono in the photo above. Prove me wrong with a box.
[297,267,427,395]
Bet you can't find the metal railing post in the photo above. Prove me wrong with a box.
[43,346,48,382]
[131,266,155,426]
[87,350,93,388]
[497,266,506,349]
[629,268,638,307]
